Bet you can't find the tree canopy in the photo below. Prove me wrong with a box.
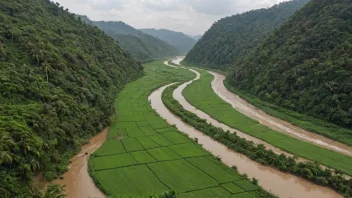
[230,0,352,129]
[0,0,143,196]
[183,0,309,69]
[91,20,180,62]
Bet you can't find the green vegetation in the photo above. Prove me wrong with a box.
[224,80,352,146]
[162,83,352,197]
[182,70,352,176]
[183,0,309,69]
[89,20,180,62]
[229,0,352,129]
[0,0,143,196]
[140,29,197,55]
[89,61,274,197]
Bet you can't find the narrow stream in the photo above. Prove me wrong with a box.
[53,129,108,198]
[149,84,341,198]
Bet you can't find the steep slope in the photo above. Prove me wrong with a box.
[230,0,352,129]
[140,28,197,55]
[183,0,310,69]
[0,0,143,196]
[93,21,180,61]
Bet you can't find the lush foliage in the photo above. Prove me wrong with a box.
[230,0,352,129]
[89,61,274,197]
[183,0,309,69]
[183,70,352,175]
[0,0,143,196]
[162,84,352,197]
[140,29,197,55]
[91,20,180,62]
[224,80,352,146]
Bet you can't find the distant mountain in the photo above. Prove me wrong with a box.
[191,35,202,41]
[79,17,180,62]
[140,28,197,55]
[183,0,310,69]
[230,0,352,129]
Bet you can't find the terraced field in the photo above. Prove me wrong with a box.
[89,61,271,197]
[183,70,352,176]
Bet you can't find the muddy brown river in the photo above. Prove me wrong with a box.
[149,84,341,198]
[171,57,352,157]
[53,129,108,198]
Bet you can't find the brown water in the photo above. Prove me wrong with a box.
[210,71,352,157]
[149,84,342,198]
[171,57,352,157]
[173,68,299,158]
[53,129,108,198]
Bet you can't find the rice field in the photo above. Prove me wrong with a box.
[182,69,352,175]
[89,61,270,197]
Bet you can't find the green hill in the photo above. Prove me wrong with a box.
[0,0,143,196]
[93,21,180,62]
[229,0,352,129]
[140,28,197,55]
[183,0,309,69]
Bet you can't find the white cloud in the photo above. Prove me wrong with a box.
[53,0,288,35]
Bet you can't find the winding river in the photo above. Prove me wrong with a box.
[53,129,107,198]
[171,58,352,157]
[149,84,341,198]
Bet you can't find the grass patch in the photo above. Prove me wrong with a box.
[94,140,126,156]
[183,70,352,175]
[162,132,191,144]
[187,157,242,183]
[94,165,168,197]
[121,138,144,152]
[233,180,259,191]
[131,151,157,164]
[147,160,218,193]
[149,135,173,146]
[169,143,208,158]
[221,183,245,194]
[147,147,182,161]
[136,137,159,149]
[178,187,231,198]
[91,153,137,170]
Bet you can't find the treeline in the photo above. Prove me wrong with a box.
[183,0,309,69]
[230,0,352,129]
[0,0,143,196]
[162,85,352,197]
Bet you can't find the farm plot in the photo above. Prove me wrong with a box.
[183,70,352,175]
[89,61,270,197]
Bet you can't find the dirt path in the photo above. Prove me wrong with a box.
[149,83,341,198]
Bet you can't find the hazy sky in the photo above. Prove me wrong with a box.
[53,0,289,35]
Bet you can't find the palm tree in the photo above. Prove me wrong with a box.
[0,42,6,60]
[0,151,12,165]
[41,61,52,82]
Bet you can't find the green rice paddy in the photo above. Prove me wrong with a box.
[182,69,352,175]
[89,61,269,197]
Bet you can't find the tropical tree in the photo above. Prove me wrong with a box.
[41,61,52,83]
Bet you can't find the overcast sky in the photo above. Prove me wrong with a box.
[53,0,289,35]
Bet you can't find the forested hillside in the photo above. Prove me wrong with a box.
[0,0,143,196]
[140,28,197,55]
[93,21,180,62]
[230,0,352,129]
[183,0,309,69]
